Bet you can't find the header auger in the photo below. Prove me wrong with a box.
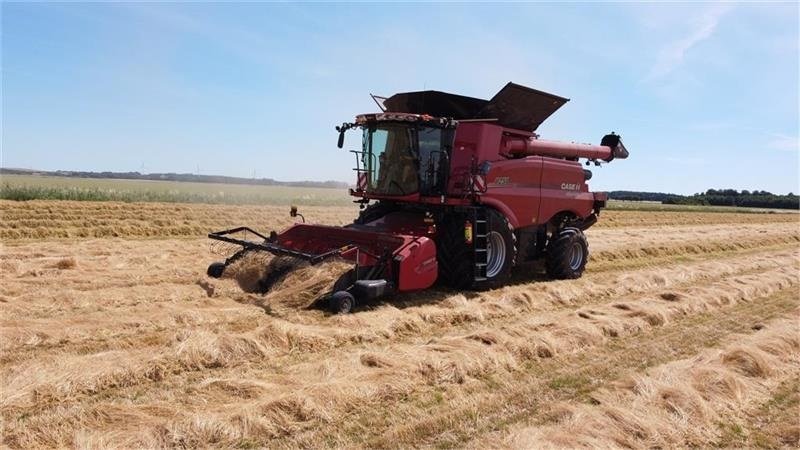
[208,82,629,313]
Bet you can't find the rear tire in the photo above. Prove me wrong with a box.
[437,208,515,290]
[545,227,588,279]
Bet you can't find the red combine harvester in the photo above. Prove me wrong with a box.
[208,82,628,313]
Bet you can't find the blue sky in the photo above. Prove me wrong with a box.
[2,2,798,194]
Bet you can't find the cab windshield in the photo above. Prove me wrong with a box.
[362,122,447,196]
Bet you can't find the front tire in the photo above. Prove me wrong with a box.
[545,227,588,279]
[437,208,515,290]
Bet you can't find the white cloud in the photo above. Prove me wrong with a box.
[766,133,800,152]
[647,4,732,80]
[687,124,799,152]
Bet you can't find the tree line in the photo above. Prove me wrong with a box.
[0,168,349,189]
[609,189,799,210]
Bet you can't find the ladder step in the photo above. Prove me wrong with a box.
[475,220,486,224]
[475,263,487,267]
[475,234,487,238]
[474,277,487,282]
[475,249,487,252]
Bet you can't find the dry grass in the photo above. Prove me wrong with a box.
[0,201,798,448]
[224,253,352,308]
[0,200,357,240]
[2,199,796,240]
[260,259,352,309]
[495,318,800,449]
[50,257,77,270]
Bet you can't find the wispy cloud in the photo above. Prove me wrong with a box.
[766,133,800,152]
[647,4,732,80]
[687,123,799,152]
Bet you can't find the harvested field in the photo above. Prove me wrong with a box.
[1,200,796,240]
[0,200,358,240]
[1,200,798,448]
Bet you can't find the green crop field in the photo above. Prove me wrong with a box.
[0,174,353,206]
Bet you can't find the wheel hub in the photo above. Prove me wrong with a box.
[567,242,583,270]
[485,231,506,278]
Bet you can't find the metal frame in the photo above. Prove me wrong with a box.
[208,227,355,265]
[208,227,391,282]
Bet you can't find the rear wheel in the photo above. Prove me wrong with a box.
[437,208,515,290]
[545,227,588,279]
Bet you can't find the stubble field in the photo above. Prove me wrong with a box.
[1,199,799,448]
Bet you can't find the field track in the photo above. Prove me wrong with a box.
[1,200,798,448]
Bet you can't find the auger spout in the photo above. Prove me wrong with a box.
[504,133,629,162]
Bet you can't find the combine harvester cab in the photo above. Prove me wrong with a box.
[208,82,628,313]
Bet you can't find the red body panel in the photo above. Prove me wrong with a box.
[447,123,505,193]
[476,156,594,228]
[536,158,594,223]
[479,156,543,227]
[394,237,438,291]
[277,224,404,266]
[444,122,599,228]
[275,220,438,293]
[349,211,438,290]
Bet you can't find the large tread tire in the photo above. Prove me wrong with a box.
[479,209,516,289]
[436,216,475,290]
[545,227,589,279]
[437,209,516,290]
